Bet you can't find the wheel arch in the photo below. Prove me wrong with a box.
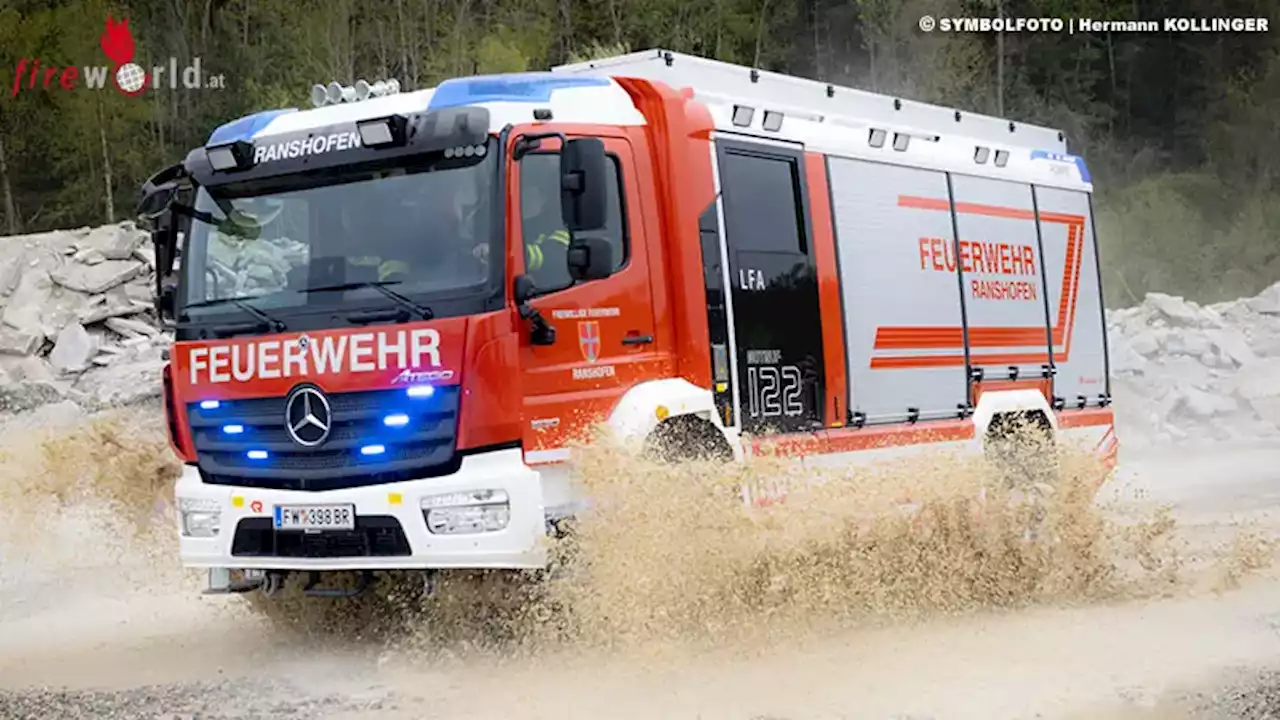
[606,377,741,461]
[971,388,1057,439]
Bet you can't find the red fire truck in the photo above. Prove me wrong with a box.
[137,50,1117,598]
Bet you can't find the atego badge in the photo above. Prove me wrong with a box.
[285,386,332,447]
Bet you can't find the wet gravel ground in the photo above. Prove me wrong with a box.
[1183,670,1280,720]
[4,672,1280,720]
[0,679,396,720]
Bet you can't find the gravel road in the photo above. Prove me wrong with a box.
[3,435,1280,720]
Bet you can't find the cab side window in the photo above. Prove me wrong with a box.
[520,152,627,293]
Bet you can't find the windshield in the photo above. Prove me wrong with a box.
[180,140,497,315]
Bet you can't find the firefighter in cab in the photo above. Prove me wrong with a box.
[520,180,571,284]
[348,171,489,285]
[470,172,571,289]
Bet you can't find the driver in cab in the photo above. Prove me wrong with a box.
[471,178,571,289]
[348,175,487,285]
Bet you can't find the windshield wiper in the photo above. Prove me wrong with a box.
[184,296,287,332]
[301,281,434,321]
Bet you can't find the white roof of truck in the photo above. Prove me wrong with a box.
[205,74,645,147]
[553,50,1092,190]
[204,50,1091,192]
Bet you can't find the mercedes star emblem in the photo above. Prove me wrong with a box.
[284,386,331,447]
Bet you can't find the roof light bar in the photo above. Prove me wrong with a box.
[206,140,254,172]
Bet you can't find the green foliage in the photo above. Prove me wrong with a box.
[1096,173,1280,306]
[568,41,632,64]
[474,24,548,75]
[1,0,1278,305]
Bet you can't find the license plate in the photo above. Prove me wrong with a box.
[273,504,356,531]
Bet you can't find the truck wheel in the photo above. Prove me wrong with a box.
[984,411,1057,485]
[983,411,1059,539]
[241,571,424,640]
[642,415,733,464]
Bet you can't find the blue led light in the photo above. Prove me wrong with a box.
[360,444,386,456]
[1030,149,1092,183]
[206,108,297,145]
[426,73,610,112]
[406,386,434,399]
[200,400,221,410]
[223,424,245,435]
[246,449,269,460]
[383,414,410,428]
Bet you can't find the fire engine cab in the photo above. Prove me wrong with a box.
[137,50,1117,598]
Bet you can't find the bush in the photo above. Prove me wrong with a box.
[1096,173,1280,307]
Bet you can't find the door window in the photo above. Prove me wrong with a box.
[520,152,628,294]
[719,151,807,255]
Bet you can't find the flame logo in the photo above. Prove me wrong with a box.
[100,15,148,96]
[100,16,135,65]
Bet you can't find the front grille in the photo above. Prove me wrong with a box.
[188,385,461,491]
[230,516,411,558]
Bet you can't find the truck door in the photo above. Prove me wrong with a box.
[948,176,1054,396]
[714,139,825,435]
[513,135,657,456]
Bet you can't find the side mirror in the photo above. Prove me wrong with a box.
[560,138,608,232]
[138,183,179,220]
[137,162,187,220]
[567,236,614,282]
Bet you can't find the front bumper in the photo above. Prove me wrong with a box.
[175,448,552,571]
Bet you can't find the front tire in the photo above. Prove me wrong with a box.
[241,571,425,641]
[642,415,734,464]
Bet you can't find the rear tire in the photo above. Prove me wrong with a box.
[983,411,1057,490]
[983,411,1059,539]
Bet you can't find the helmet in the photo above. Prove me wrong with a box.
[219,196,283,241]
[522,182,550,220]
[227,197,284,228]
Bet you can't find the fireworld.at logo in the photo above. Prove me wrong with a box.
[9,16,225,98]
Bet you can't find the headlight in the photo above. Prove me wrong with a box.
[179,497,221,538]
[420,489,510,535]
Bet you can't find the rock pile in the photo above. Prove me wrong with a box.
[1108,285,1280,446]
[0,222,168,412]
[0,221,1276,449]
